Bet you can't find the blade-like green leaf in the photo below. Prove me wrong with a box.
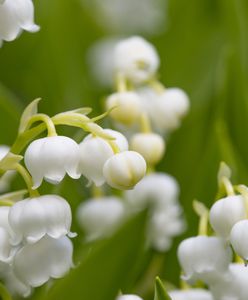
[42,211,147,300]
[154,277,171,300]
[18,98,41,133]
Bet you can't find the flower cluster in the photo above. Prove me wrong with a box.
[171,163,248,300]
[0,0,39,46]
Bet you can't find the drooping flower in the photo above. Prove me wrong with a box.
[24,136,80,189]
[230,220,248,262]
[114,36,159,83]
[13,236,73,288]
[9,195,74,245]
[130,132,165,165]
[103,151,146,190]
[78,129,128,186]
[77,197,125,241]
[116,295,143,300]
[0,0,39,46]
[0,145,15,192]
[106,91,142,125]
[178,236,232,285]
[209,195,246,239]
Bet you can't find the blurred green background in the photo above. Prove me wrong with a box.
[1,0,248,299]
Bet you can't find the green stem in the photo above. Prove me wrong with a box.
[140,113,152,133]
[115,73,128,92]
[15,164,39,197]
[222,177,235,196]
[26,114,57,137]
[0,282,12,300]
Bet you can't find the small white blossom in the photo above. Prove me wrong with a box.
[24,136,80,189]
[103,151,146,190]
[125,172,179,211]
[230,220,248,262]
[0,0,39,46]
[209,195,246,239]
[114,36,159,83]
[106,91,142,125]
[130,133,165,165]
[149,206,185,251]
[178,236,232,285]
[9,195,74,245]
[13,236,73,288]
[137,87,190,134]
[78,129,128,186]
[0,228,12,263]
[77,197,125,241]
[169,289,214,300]
[116,295,143,300]
[209,263,248,300]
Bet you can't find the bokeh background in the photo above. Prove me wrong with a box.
[1,0,248,299]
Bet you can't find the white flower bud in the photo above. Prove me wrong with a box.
[106,91,142,125]
[9,195,74,245]
[230,220,248,262]
[77,197,125,241]
[24,136,80,189]
[0,0,39,46]
[103,151,146,190]
[125,173,179,211]
[116,295,143,300]
[130,133,165,165]
[114,36,159,83]
[209,195,246,239]
[178,236,232,285]
[169,289,214,300]
[13,236,73,288]
[78,129,128,186]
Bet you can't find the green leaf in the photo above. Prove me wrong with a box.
[154,277,172,300]
[42,211,147,300]
[18,98,41,133]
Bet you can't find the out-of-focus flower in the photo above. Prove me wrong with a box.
[77,196,125,241]
[114,36,159,83]
[0,0,39,46]
[116,295,143,300]
[106,92,142,125]
[24,136,80,189]
[230,220,248,262]
[169,289,214,300]
[130,132,165,165]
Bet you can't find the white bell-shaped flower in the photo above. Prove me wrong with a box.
[4,267,32,298]
[78,129,128,186]
[24,136,80,189]
[230,220,248,262]
[103,151,146,190]
[149,205,185,251]
[9,195,73,245]
[0,145,15,193]
[106,91,142,125]
[116,295,143,300]
[209,263,248,300]
[0,0,39,46]
[209,195,246,239]
[125,172,179,212]
[0,228,13,263]
[178,236,232,285]
[169,289,214,300]
[77,197,125,241]
[130,133,165,165]
[137,87,189,134]
[13,236,73,288]
[114,36,159,83]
